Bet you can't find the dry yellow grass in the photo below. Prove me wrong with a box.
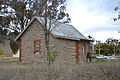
[0,61,120,80]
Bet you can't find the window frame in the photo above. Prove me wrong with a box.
[33,40,41,54]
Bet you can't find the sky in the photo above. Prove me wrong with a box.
[66,0,120,42]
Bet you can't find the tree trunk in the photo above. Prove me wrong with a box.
[45,32,51,65]
[44,17,51,65]
[21,22,24,31]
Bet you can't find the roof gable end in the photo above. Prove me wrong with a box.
[15,16,89,41]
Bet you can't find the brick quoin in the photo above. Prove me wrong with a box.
[20,39,22,62]
[75,41,79,62]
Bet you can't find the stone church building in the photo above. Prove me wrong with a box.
[15,16,91,63]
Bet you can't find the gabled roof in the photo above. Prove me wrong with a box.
[15,16,89,41]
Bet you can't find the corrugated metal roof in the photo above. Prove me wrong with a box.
[36,17,89,40]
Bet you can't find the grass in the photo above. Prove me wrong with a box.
[95,58,108,63]
[0,49,4,55]
[0,43,13,57]
[0,61,120,80]
[0,43,12,56]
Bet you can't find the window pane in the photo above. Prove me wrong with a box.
[34,40,41,54]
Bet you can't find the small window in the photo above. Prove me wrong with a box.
[82,44,86,55]
[33,40,41,54]
[82,46,85,55]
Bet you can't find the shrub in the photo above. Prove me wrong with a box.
[9,40,19,54]
[0,49,4,55]
[48,50,59,64]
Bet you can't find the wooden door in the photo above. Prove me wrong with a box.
[75,41,79,62]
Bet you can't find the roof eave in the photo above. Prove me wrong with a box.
[54,35,81,41]
[81,38,93,41]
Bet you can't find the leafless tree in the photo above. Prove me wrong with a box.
[35,0,70,65]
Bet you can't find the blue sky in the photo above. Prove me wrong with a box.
[66,0,120,42]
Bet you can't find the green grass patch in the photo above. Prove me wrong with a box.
[95,58,108,63]
[0,49,4,55]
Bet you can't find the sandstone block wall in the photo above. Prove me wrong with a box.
[20,19,90,63]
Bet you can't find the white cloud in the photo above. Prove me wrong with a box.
[67,6,108,31]
[84,31,120,42]
[66,0,120,42]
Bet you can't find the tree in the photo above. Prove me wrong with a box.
[87,35,95,52]
[9,40,19,55]
[0,1,6,28]
[35,0,70,65]
[0,27,2,35]
[95,43,115,55]
[0,0,12,30]
[0,0,36,35]
[105,38,118,44]
[2,28,8,36]
[114,2,120,21]
[95,38,120,56]
[8,0,35,32]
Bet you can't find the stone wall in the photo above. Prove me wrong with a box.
[20,19,90,63]
[49,36,76,63]
[21,19,47,63]
[79,40,90,62]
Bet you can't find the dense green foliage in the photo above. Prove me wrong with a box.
[95,38,120,55]
[0,0,36,34]
[9,40,19,54]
